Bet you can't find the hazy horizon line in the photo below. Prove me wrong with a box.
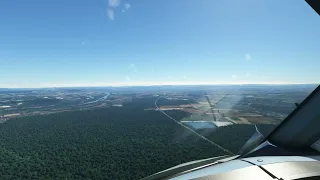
[0,82,318,89]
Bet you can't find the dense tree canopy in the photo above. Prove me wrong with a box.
[0,97,228,179]
[0,97,272,179]
[196,124,276,153]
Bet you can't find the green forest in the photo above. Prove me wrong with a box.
[195,124,276,153]
[0,97,269,179]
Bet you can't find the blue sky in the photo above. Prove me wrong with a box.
[0,0,319,88]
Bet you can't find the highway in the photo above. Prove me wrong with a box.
[155,97,234,155]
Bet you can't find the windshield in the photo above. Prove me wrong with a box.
[0,0,319,179]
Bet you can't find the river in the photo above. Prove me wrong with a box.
[81,92,110,105]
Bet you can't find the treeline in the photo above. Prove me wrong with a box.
[0,97,226,180]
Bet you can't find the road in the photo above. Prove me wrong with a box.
[155,97,234,155]
[210,94,263,140]
[205,94,229,121]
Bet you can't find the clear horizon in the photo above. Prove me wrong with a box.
[1,0,319,88]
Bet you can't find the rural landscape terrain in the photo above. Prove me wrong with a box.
[0,84,317,179]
